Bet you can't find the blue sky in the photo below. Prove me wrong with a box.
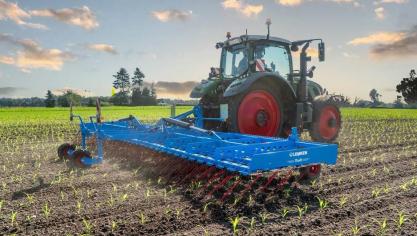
[0,0,416,101]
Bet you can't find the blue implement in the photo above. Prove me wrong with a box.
[73,109,338,176]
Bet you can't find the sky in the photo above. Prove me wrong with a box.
[0,0,416,102]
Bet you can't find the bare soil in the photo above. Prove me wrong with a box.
[1,119,417,235]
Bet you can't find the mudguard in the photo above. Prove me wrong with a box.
[223,72,297,98]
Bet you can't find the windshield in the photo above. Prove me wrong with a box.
[254,44,290,78]
[222,45,248,78]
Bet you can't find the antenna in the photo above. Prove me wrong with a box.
[246,28,248,36]
[266,18,271,39]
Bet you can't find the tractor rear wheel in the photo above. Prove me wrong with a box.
[228,82,283,137]
[57,143,76,160]
[309,100,341,142]
[67,149,91,169]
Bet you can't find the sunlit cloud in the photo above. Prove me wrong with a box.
[30,6,99,30]
[222,0,263,17]
[349,26,417,59]
[276,0,360,6]
[377,0,408,4]
[152,9,192,22]
[348,32,405,45]
[87,44,117,55]
[0,34,73,71]
[0,0,47,29]
[0,55,15,65]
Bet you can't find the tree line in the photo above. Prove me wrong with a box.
[110,67,157,106]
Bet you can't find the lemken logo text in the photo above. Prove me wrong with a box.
[289,151,308,157]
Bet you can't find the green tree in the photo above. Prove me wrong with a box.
[369,89,381,105]
[112,68,131,94]
[132,67,145,88]
[110,92,129,106]
[396,69,417,104]
[45,90,56,107]
[57,91,82,107]
[131,88,142,106]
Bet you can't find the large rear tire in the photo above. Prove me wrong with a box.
[309,100,341,143]
[228,82,283,137]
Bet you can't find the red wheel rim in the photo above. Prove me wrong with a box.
[319,106,340,140]
[309,165,321,176]
[238,90,280,137]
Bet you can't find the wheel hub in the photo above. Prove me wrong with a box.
[255,110,268,127]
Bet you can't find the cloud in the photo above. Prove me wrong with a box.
[87,44,117,55]
[30,6,98,30]
[222,0,263,17]
[0,0,47,29]
[276,0,360,6]
[0,55,15,64]
[0,87,23,96]
[0,33,73,71]
[378,0,408,3]
[348,32,405,45]
[370,25,417,58]
[152,9,192,22]
[276,0,303,6]
[374,7,385,20]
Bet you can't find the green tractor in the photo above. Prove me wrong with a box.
[190,20,341,143]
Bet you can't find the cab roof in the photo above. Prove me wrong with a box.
[224,35,291,47]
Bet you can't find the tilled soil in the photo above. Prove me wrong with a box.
[1,119,417,235]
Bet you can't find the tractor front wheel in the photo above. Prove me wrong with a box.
[228,82,283,137]
[309,100,341,142]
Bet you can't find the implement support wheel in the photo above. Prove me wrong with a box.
[67,149,92,169]
[299,164,321,184]
[57,143,76,160]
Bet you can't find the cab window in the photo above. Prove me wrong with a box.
[254,44,290,79]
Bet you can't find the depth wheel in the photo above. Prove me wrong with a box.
[309,100,341,142]
[299,164,321,185]
[67,149,91,169]
[228,82,283,137]
[57,143,76,160]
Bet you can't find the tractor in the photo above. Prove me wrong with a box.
[190,20,341,143]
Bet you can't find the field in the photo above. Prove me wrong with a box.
[0,106,417,235]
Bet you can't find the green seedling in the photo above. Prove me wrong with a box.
[339,195,348,208]
[317,197,328,210]
[229,216,240,235]
[82,218,93,235]
[373,218,387,236]
[42,203,51,219]
[137,212,147,225]
[259,212,268,224]
[250,217,256,231]
[281,207,289,218]
[394,212,407,229]
[120,193,128,202]
[10,211,17,226]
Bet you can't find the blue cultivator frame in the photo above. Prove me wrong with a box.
[67,105,338,176]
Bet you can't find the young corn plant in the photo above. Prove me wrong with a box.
[351,219,362,236]
[229,216,240,236]
[137,212,147,225]
[373,218,387,236]
[10,211,17,226]
[316,197,328,211]
[82,218,93,235]
[42,202,51,219]
[394,211,407,229]
[281,207,289,218]
[111,220,118,233]
[259,212,268,224]
[0,199,4,212]
[249,217,256,232]
[339,195,348,208]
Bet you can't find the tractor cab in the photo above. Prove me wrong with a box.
[219,35,292,81]
[190,20,341,143]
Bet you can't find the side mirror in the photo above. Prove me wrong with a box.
[290,44,299,52]
[318,42,325,62]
